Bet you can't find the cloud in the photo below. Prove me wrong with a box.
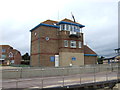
[0,0,118,57]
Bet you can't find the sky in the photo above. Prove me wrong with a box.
[0,0,119,57]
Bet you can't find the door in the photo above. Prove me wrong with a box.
[55,55,59,67]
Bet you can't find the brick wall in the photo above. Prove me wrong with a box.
[0,45,22,65]
[31,26,59,66]
[84,56,97,65]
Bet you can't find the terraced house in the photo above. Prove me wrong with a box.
[30,18,97,67]
[0,45,22,65]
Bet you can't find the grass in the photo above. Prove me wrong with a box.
[10,64,30,67]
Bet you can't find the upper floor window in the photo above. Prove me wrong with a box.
[64,40,68,47]
[66,25,69,31]
[2,49,6,53]
[60,24,65,30]
[70,40,76,48]
[60,24,80,33]
[79,41,82,48]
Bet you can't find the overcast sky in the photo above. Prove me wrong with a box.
[0,0,119,57]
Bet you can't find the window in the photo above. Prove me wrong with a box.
[70,40,76,48]
[2,49,6,53]
[60,24,65,30]
[2,55,6,59]
[64,24,66,30]
[9,52,13,57]
[70,25,72,31]
[68,25,71,31]
[66,25,70,31]
[72,26,74,31]
[11,60,14,64]
[79,41,82,48]
[64,40,68,47]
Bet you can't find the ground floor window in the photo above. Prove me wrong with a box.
[11,60,14,64]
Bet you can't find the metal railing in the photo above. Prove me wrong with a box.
[2,63,119,89]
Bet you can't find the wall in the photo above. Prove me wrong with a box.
[31,26,59,67]
[59,52,84,66]
[84,56,97,65]
[0,45,21,65]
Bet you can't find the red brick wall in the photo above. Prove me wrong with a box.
[84,56,97,65]
[58,31,84,53]
[31,26,59,66]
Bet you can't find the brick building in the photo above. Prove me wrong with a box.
[30,18,97,67]
[0,45,22,65]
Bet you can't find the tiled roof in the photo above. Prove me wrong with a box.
[84,45,97,55]
[42,18,83,25]
[41,20,58,25]
[61,18,82,25]
[0,45,12,48]
[30,18,85,31]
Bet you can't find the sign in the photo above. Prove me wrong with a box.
[50,56,55,62]
[72,57,76,61]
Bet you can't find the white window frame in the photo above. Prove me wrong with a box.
[68,25,71,31]
[2,55,6,59]
[66,24,69,31]
[61,24,65,30]
[79,41,82,48]
[70,40,76,48]
[70,25,72,32]
[70,25,77,34]
[60,25,62,31]
[64,24,66,30]
[9,52,13,57]
[64,40,68,47]
[11,60,14,64]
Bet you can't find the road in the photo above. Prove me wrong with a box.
[2,71,118,89]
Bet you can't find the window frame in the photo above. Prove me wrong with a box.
[70,40,76,48]
[79,41,82,48]
[1,55,6,59]
[64,40,68,47]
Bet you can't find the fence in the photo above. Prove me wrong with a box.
[2,63,119,89]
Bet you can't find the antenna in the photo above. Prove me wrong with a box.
[58,10,59,21]
[71,12,76,22]
[86,41,88,46]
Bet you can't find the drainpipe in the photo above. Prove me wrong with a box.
[30,32,32,66]
[38,29,40,67]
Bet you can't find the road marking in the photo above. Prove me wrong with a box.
[44,85,62,88]
[29,86,41,89]
[58,77,117,83]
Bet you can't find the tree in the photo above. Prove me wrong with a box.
[21,53,30,65]
[97,56,104,64]
[22,53,30,60]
